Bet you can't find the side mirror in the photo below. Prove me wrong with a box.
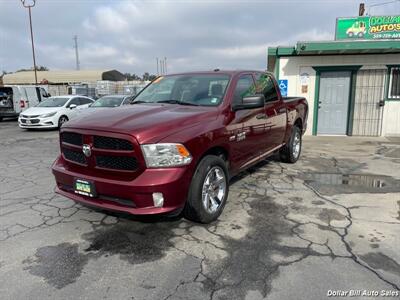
[69,104,77,109]
[232,95,265,111]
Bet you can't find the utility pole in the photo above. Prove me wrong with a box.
[20,0,38,84]
[156,57,159,76]
[359,3,365,16]
[164,57,167,75]
[73,35,80,70]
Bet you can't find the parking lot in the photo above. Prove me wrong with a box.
[0,120,399,299]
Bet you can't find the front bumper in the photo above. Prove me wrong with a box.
[18,116,58,128]
[52,155,192,215]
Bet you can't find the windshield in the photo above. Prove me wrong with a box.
[134,74,231,106]
[91,96,125,107]
[37,97,69,107]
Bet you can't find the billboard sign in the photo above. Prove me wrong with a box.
[335,15,400,40]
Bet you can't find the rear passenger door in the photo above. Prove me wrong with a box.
[254,73,287,151]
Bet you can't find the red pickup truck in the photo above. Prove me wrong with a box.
[52,70,308,223]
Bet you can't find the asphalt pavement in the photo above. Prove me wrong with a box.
[0,119,399,300]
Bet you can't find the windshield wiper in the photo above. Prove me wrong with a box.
[156,99,199,106]
[131,100,150,104]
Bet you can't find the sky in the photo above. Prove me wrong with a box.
[0,0,399,76]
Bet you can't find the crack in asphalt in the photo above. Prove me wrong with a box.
[303,181,400,291]
[1,130,400,298]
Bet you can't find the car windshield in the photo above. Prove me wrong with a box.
[37,97,69,107]
[133,74,231,106]
[91,96,125,107]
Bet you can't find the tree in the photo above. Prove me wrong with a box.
[142,72,157,81]
[16,66,49,72]
[142,72,150,81]
[124,73,141,81]
[148,74,157,81]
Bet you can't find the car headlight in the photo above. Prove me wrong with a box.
[141,143,192,168]
[41,112,57,118]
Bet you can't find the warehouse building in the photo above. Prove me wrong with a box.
[268,15,400,137]
[2,69,125,85]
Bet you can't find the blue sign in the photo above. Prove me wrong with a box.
[278,79,288,97]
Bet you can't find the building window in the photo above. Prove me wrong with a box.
[388,67,400,99]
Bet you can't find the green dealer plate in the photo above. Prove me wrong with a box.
[74,179,96,197]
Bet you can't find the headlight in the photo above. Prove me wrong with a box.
[41,112,57,118]
[141,143,192,168]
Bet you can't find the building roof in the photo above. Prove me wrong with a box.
[2,69,126,85]
[268,40,400,57]
[267,40,400,73]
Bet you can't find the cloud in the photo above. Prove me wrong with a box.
[0,0,398,75]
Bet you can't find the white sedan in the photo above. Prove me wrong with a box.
[18,95,94,129]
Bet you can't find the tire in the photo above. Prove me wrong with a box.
[0,117,3,122]
[280,126,302,163]
[58,115,69,128]
[183,155,229,223]
[357,32,364,38]
[348,32,354,37]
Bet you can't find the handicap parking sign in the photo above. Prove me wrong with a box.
[278,79,288,97]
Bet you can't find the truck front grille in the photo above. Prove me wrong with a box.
[62,148,86,165]
[60,131,140,173]
[93,136,133,150]
[96,155,138,171]
[61,132,83,146]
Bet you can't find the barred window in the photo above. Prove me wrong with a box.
[388,67,400,99]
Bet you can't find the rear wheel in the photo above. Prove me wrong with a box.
[58,115,68,128]
[184,155,229,223]
[280,126,302,163]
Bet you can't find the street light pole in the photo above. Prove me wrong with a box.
[21,0,38,84]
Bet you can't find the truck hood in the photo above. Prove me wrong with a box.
[64,104,219,144]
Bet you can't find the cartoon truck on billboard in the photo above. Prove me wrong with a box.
[346,21,366,38]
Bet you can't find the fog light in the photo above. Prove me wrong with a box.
[152,192,164,207]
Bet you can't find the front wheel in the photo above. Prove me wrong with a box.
[58,116,69,128]
[280,126,302,163]
[183,155,229,223]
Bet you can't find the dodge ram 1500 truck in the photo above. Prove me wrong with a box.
[52,70,308,223]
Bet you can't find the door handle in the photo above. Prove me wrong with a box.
[256,113,267,119]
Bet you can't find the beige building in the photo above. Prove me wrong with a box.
[268,40,400,136]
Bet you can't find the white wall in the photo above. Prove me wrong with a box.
[278,53,400,136]
[382,102,400,136]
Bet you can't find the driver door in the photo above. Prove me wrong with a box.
[228,74,268,169]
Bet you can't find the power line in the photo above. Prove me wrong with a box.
[367,0,399,8]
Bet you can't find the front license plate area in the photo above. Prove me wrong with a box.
[74,179,96,197]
